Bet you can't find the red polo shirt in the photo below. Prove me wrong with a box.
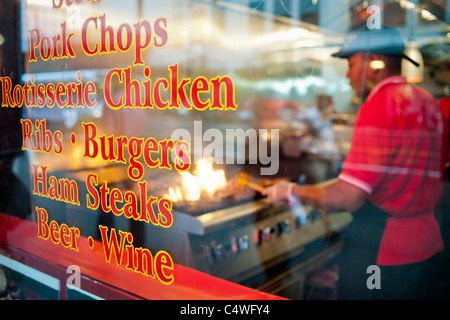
[339,76,449,265]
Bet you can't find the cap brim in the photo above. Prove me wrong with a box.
[331,50,355,59]
[331,50,420,67]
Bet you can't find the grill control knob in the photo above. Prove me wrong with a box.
[230,236,239,254]
[209,241,225,261]
[253,230,261,244]
[261,227,271,242]
[277,220,291,235]
[238,235,249,251]
[295,215,307,228]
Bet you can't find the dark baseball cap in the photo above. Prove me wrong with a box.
[331,28,420,67]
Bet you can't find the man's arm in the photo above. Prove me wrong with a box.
[262,178,369,212]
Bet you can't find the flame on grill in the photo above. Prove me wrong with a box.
[166,158,226,202]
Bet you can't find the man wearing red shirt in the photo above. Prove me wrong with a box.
[263,28,449,299]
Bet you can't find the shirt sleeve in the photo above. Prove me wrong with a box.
[339,94,392,194]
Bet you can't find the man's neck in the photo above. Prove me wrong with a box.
[374,70,401,86]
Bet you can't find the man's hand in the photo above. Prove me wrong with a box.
[262,178,369,212]
[261,180,295,203]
